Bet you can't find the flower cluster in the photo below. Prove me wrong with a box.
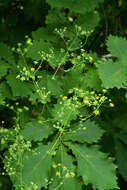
[16,66,36,81]
[52,162,75,179]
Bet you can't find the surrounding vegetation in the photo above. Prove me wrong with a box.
[0,0,127,189]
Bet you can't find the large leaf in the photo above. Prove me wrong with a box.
[20,144,52,189]
[98,35,127,89]
[63,120,104,144]
[22,118,54,141]
[98,60,126,89]
[46,0,104,14]
[66,142,118,190]
[107,35,127,64]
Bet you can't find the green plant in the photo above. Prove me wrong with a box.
[1,0,127,189]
